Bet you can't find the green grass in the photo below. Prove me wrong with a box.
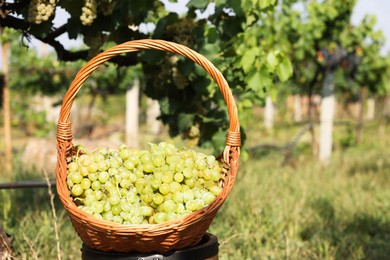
[1,116,389,259]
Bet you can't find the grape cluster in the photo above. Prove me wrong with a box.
[83,32,107,58]
[27,0,56,24]
[80,0,97,26]
[66,142,223,225]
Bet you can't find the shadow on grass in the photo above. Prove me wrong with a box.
[300,197,390,259]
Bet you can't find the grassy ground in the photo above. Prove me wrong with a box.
[1,105,390,259]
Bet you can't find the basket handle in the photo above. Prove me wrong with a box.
[57,39,240,162]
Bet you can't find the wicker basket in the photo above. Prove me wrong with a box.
[56,39,240,253]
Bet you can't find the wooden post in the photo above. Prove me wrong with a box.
[2,41,12,176]
[125,79,140,148]
[319,70,335,164]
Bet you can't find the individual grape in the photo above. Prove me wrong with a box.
[140,206,153,216]
[88,173,98,182]
[169,182,182,193]
[68,161,79,172]
[103,212,114,222]
[80,178,91,190]
[153,212,167,224]
[202,191,215,205]
[98,171,109,183]
[174,172,184,183]
[111,205,122,216]
[91,201,104,214]
[159,183,170,195]
[152,155,165,167]
[112,215,123,224]
[91,181,101,191]
[80,166,89,177]
[153,193,164,205]
[130,216,143,224]
[71,184,83,197]
[172,191,184,204]
[70,172,83,184]
[109,194,121,206]
[209,185,223,196]
[162,200,176,213]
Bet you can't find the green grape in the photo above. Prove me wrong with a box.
[98,160,110,172]
[153,193,164,205]
[169,182,182,193]
[151,178,162,190]
[174,172,184,183]
[183,168,193,179]
[66,178,74,188]
[184,178,196,189]
[202,191,215,205]
[182,189,194,202]
[70,172,83,184]
[163,200,176,213]
[152,155,165,167]
[80,178,91,190]
[93,153,105,163]
[80,166,89,177]
[140,206,153,216]
[109,194,121,206]
[93,213,103,220]
[103,212,114,221]
[84,188,94,197]
[159,183,170,195]
[119,148,131,160]
[111,205,122,215]
[130,216,143,224]
[209,185,223,196]
[103,201,111,212]
[91,180,101,191]
[68,161,79,172]
[91,201,104,214]
[153,212,167,224]
[98,171,109,183]
[143,162,155,173]
[166,212,177,221]
[88,173,98,182]
[84,194,97,206]
[112,215,123,224]
[172,191,184,204]
[94,190,104,201]
[120,179,131,189]
[120,200,131,212]
[120,212,131,221]
[175,203,185,214]
[185,200,198,212]
[71,184,83,197]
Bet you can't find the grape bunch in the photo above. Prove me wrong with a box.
[80,0,97,26]
[66,142,224,225]
[27,0,56,24]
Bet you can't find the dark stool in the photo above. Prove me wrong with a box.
[81,233,219,260]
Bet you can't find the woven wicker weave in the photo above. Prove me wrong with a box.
[56,39,240,253]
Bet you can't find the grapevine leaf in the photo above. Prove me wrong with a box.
[240,47,259,73]
[276,56,293,82]
[177,113,195,132]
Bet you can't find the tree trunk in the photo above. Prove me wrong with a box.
[293,94,302,122]
[366,97,375,120]
[146,98,162,135]
[125,79,139,148]
[319,70,335,164]
[355,86,367,145]
[2,42,12,176]
[264,95,274,131]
